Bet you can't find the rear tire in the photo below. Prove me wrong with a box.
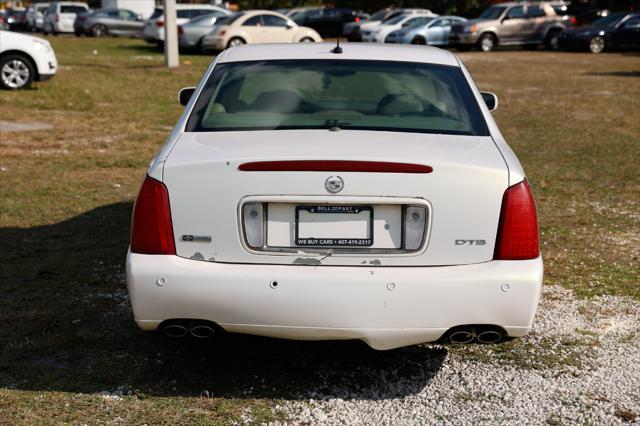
[227,37,245,48]
[91,24,108,37]
[411,36,427,45]
[589,36,605,54]
[0,54,35,90]
[544,30,561,51]
[477,33,497,52]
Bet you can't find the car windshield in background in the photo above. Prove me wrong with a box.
[190,12,224,25]
[187,60,488,136]
[217,12,244,25]
[149,8,162,20]
[383,15,407,25]
[369,11,387,21]
[479,6,506,20]
[61,6,87,14]
[591,13,625,27]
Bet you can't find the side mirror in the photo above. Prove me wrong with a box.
[481,91,498,111]
[286,21,295,29]
[179,87,196,106]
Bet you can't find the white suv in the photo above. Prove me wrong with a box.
[0,30,57,90]
[143,4,228,44]
[43,1,89,35]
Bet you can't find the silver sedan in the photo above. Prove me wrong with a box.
[178,11,230,51]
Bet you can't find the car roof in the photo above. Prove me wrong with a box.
[217,43,459,67]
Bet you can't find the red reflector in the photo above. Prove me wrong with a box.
[239,161,433,174]
[155,20,164,27]
[131,176,176,255]
[494,179,539,260]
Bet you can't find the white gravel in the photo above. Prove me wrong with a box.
[277,285,640,424]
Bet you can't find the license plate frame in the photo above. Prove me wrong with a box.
[295,205,374,247]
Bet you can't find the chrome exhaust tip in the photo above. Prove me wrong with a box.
[449,330,475,344]
[477,330,503,344]
[190,325,216,339]
[163,324,188,338]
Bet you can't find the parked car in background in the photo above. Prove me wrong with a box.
[362,13,438,43]
[27,2,50,32]
[289,7,361,38]
[43,2,89,35]
[552,2,609,26]
[202,11,321,51]
[558,12,640,53]
[0,14,7,31]
[343,8,394,41]
[127,43,542,350]
[178,11,231,51]
[143,4,226,44]
[346,8,433,42]
[449,2,567,51]
[385,16,467,46]
[74,8,144,37]
[6,9,28,31]
[0,30,57,90]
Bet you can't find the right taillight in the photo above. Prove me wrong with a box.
[494,179,539,260]
[131,175,176,255]
[155,20,164,27]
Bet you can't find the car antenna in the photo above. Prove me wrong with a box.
[331,37,343,54]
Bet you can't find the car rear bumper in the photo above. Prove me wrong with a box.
[449,33,478,46]
[201,36,225,51]
[127,252,543,349]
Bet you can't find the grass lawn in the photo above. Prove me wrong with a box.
[1,36,638,423]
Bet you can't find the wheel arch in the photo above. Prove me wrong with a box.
[412,34,427,44]
[479,31,499,45]
[0,50,39,81]
[543,25,564,39]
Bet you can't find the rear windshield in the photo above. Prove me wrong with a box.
[149,8,162,20]
[592,13,625,27]
[479,6,506,20]
[217,12,244,25]
[186,60,488,136]
[61,5,87,14]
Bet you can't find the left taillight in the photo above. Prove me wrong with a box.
[493,179,540,260]
[131,175,176,255]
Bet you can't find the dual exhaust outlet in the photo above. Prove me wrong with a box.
[448,326,505,344]
[161,320,217,339]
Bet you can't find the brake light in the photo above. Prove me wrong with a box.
[155,20,164,27]
[131,176,176,255]
[54,14,59,22]
[239,160,433,173]
[494,179,539,260]
[570,16,578,25]
[355,17,361,22]
[79,15,86,21]
[178,25,183,35]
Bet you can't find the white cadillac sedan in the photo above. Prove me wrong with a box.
[127,43,543,350]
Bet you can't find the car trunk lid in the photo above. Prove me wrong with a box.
[162,129,508,266]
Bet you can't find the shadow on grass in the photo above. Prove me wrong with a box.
[0,202,446,400]
[586,70,640,78]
